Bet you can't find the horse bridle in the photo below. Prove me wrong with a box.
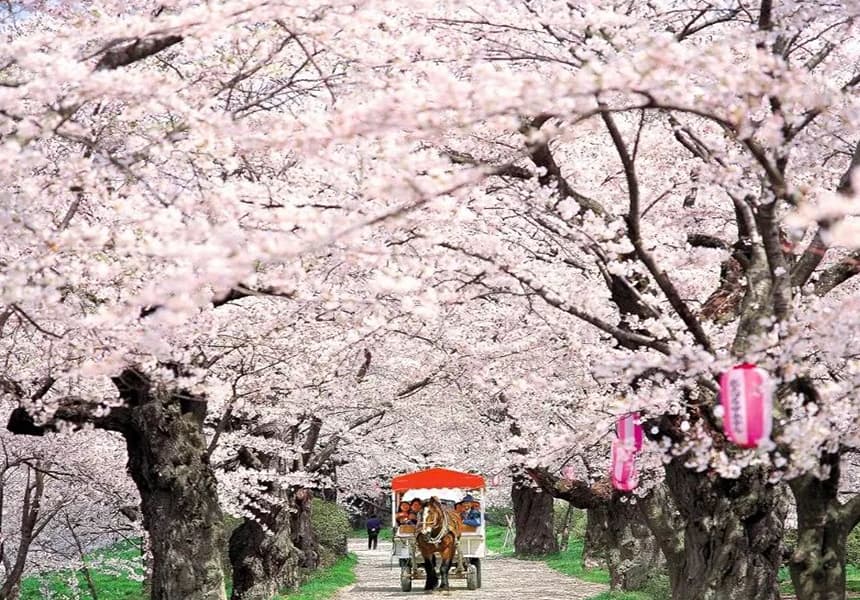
[420,502,450,545]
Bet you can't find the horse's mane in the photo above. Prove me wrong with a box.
[423,496,462,538]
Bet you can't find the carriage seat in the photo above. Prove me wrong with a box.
[461,524,478,533]
[397,524,416,535]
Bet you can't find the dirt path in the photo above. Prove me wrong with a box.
[338,540,607,600]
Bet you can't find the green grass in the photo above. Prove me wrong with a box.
[21,538,144,600]
[21,538,356,600]
[275,553,357,600]
[545,538,611,585]
[484,524,514,556]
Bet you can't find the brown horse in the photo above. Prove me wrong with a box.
[416,497,463,590]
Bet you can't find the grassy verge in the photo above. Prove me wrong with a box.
[544,539,610,585]
[21,538,357,600]
[276,553,357,600]
[484,524,514,556]
[21,538,145,600]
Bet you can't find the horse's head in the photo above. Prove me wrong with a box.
[419,497,443,537]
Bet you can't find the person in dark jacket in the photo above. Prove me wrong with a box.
[366,514,382,550]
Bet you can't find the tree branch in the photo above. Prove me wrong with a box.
[526,467,609,509]
[94,35,183,71]
[600,109,713,353]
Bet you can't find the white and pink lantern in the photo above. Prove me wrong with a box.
[616,412,643,452]
[719,363,773,449]
[610,440,638,492]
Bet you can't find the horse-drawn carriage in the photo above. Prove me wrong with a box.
[391,468,486,592]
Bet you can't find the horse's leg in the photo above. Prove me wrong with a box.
[438,542,451,590]
[422,552,437,590]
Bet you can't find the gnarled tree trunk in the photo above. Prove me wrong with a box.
[664,459,786,600]
[116,370,227,600]
[604,498,663,591]
[512,473,558,555]
[8,367,229,600]
[789,461,859,600]
[229,503,299,600]
[291,488,319,570]
[582,505,609,569]
[528,467,666,591]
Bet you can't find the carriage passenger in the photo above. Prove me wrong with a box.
[396,501,412,525]
[409,499,422,524]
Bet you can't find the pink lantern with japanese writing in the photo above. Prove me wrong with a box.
[616,412,643,452]
[610,440,638,492]
[719,363,773,449]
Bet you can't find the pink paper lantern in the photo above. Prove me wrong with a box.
[719,363,773,449]
[616,412,643,452]
[561,465,576,481]
[610,440,638,492]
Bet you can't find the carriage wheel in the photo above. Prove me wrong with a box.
[400,566,413,592]
[469,558,482,588]
[466,564,478,590]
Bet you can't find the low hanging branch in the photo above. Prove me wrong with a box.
[525,466,610,509]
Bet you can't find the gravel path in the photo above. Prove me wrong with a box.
[339,540,607,600]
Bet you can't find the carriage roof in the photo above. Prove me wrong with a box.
[391,467,485,492]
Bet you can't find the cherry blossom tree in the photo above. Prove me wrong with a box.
[4,3,860,600]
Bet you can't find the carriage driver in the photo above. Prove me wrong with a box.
[460,495,481,527]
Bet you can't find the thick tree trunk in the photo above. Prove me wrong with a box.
[229,505,299,600]
[582,506,609,569]
[7,368,228,600]
[604,499,663,591]
[525,466,664,589]
[291,488,319,570]
[512,474,558,556]
[664,459,786,600]
[789,473,851,600]
[116,371,227,600]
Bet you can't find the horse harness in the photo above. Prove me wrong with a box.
[420,503,454,545]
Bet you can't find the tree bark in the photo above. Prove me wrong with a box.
[663,458,786,600]
[290,488,319,570]
[512,474,558,556]
[582,506,609,569]
[229,504,299,600]
[0,465,45,600]
[789,470,852,600]
[604,499,663,591]
[526,466,665,590]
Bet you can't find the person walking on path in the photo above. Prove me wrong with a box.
[366,514,382,550]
